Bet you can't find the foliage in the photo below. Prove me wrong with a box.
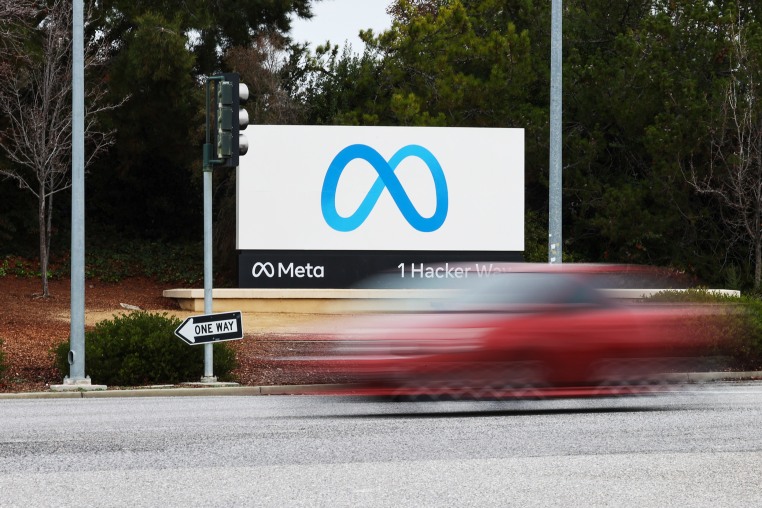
[94,0,313,75]
[0,256,37,278]
[302,0,542,129]
[0,173,37,256]
[226,34,307,125]
[562,1,705,267]
[523,210,547,263]
[6,0,762,293]
[81,1,316,244]
[627,2,762,289]
[85,11,204,242]
[0,239,204,285]
[645,289,762,371]
[680,8,762,289]
[53,312,237,386]
[83,240,204,284]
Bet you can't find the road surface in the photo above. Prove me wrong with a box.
[1,383,761,507]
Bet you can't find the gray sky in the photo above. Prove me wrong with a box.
[290,0,393,52]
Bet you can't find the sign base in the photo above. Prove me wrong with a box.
[50,377,107,392]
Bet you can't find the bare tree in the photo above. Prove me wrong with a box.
[0,0,121,297]
[225,33,305,125]
[685,13,762,290]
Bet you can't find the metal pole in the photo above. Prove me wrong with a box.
[548,0,563,264]
[202,79,216,382]
[202,170,215,380]
[69,0,86,382]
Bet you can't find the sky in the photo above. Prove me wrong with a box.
[290,0,393,52]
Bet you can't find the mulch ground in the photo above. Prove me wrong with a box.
[0,276,341,392]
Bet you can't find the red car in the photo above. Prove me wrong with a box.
[309,264,723,399]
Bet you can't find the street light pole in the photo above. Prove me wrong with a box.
[549,0,563,264]
[69,0,87,383]
[53,0,106,391]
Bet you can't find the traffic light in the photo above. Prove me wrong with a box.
[215,73,249,168]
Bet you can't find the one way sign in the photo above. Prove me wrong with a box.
[174,311,244,345]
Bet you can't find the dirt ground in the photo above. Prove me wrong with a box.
[0,276,344,392]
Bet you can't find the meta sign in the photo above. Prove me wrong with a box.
[237,126,524,288]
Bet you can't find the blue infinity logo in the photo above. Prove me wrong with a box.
[321,144,449,232]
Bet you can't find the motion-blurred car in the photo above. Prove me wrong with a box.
[309,264,724,399]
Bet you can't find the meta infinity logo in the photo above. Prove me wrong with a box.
[251,262,276,278]
[321,144,449,232]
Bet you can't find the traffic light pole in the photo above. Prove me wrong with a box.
[201,76,223,382]
[202,166,215,381]
[198,74,247,382]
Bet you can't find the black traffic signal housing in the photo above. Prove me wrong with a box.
[215,73,249,168]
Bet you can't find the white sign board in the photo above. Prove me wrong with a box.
[237,126,524,252]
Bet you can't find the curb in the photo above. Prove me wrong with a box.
[1,373,761,400]
[0,383,348,400]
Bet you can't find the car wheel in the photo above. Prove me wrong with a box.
[499,360,547,399]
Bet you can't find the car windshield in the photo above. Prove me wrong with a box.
[450,272,611,311]
[352,267,618,313]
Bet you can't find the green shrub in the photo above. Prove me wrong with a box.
[645,289,762,371]
[83,240,203,284]
[0,255,43,279]
[645,288,741,304]
[53,312,237,386]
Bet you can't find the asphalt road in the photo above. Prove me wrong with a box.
[1,383,761,507]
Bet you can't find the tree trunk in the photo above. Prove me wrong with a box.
[757,138,762,291]
[37,184,49,298]
[45,192,53,290]
[756,199,762,291]
[754,235,762,291]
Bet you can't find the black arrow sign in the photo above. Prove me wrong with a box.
[174,311,244,345]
